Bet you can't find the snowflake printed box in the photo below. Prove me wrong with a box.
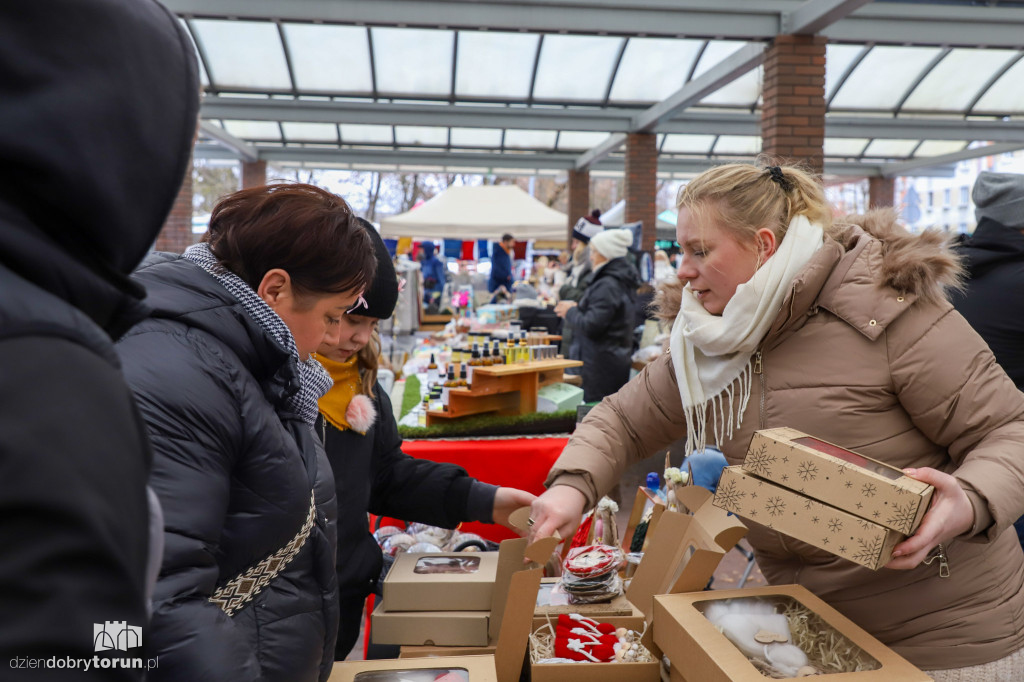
[741,428,934,536]
[714,467,904,570]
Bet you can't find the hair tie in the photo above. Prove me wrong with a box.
[765,166,792,193]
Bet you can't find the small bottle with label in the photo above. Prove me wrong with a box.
[459,364,469,388]
[426,353,439,386]
[417,394,429,426]
[441,364,457,409]
[491,340,504,365]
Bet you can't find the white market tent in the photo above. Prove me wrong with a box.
[600,199,677,241]
[378,185,568,240]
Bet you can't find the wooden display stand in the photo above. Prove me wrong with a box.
[426,358,582,425]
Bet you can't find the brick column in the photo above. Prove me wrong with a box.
[624,132,658,253]
[868,176,895,208]
[761,35,826,176]
[154,155,194,254]
[241,159,267,188]
[567,169,590,245]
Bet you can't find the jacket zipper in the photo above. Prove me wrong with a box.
[923,544,950,577]
[753,350,765,429]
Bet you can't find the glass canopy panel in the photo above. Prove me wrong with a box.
[281,122,339,142]
[607,38,704,103]
[902,49,1019,112]
[661,134,716,154]
[283,24,373,93]
[914,140,968,157]
[394,126,449,146]
[372,28,454,96]
[823,138,869,156]
[712,136,761,155]
[455,32,539,99]
[691,41,748,80]
[862,139,920,157]
[222,120,282,141]
[699,66,761,106]
[191,20,292,90]
[450,128,504,147]
[503,130,558,149]
[973,57,1024,114]
[830,46,943,111]
[532,35,625,101]
[179,20,210,87]
[340,124,393,144]
[557,131,612,150]
[825,44,866,102]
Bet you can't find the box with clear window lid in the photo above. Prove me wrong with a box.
[382,551,498,612]
[652,584,931,681]
[742,428,933,536]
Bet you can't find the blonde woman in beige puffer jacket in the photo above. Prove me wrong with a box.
[529,163,1024,679]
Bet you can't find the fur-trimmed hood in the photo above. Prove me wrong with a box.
[654,208,963,326]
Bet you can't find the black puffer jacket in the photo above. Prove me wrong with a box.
[316,384,496,659]
[118,255,339,682]
[951,217,1024,390]
[564,256,639,401]
[0,1,197,678]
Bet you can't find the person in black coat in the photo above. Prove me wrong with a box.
[950,170,1024,546]
[314,220,536,660]
[555,228,640,402]
[0,2,198,678]
[118,185,376,682]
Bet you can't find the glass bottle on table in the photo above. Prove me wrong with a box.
[467,344,481,385]
[518,331,529,363]
[441,364,457,410]
[481,343,493,367]
[459,364,469,388]
[426,353,439,386]
[491,340,504,365]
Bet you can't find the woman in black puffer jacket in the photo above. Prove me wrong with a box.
[118,184,375,682]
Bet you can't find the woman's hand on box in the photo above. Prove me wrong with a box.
[886,467,973,571]
[528,485,586,545]
[493,487,538,536]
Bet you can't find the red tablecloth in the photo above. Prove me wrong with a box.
[374,436,568,542]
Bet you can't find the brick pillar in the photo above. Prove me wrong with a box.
[154,155,194,254]
[868,176,895,208]
[567,169,590,245]
[624,132,658,253]
[241,159,267,188]
[761,35,826,176]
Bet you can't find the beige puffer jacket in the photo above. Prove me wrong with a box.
[547,211,1024,670]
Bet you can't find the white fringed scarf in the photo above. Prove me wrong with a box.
[669,215,824,455]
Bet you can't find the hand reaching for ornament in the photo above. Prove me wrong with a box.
[493,487,538,536]
[528,484,586,545]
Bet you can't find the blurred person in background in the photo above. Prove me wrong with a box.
[419,241,446,313]
[555,228,639,402]
[0,1,198,677]
[488,232,516,298]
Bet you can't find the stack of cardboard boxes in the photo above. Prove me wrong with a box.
[713,427,934,569]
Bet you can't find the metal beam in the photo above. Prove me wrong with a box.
[164,0,1024,48]
[193,142,959,178]
[781,0,873,36]
[199,120,259,162]
[201,97,1024,142]
[881,142,1024,178]
[574,134,628,171]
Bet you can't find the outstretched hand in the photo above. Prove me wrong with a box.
[493,487,538,536]
[885,467,974,571]
[527,485,586,545]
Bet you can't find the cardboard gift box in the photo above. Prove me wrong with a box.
[382,551,499,612]
[743,427,933,535]
[714,466,903,570]
[652,584,932,682]
[528,487,748,682]
[329,655,498,682]
[372,608,490,647]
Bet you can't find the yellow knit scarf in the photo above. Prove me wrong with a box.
[316,353,362,433]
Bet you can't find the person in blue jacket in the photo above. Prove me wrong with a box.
[488,233,516,294]
[419,242,446,309]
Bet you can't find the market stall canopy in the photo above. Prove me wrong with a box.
[600,200,677,241]
[379,185,568,240]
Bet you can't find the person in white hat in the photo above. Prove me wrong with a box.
[555,228,639,401]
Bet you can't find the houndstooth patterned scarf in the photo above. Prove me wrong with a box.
[182,242,333,426]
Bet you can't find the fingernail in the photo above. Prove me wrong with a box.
[903,468,915,475]
[891,550,902,558]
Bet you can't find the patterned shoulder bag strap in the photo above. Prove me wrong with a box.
[209,490,317,616]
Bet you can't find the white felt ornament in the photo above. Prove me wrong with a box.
[704,599,810,678]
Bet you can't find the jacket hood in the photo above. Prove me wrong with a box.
[594,255,639,287]
[654,208,963,325]
[956,217,1024,276]
[0,0,200,339]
